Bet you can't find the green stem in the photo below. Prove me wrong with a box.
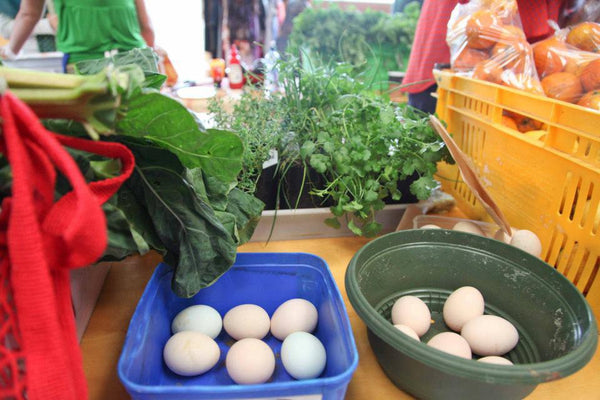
[0,66,88,89]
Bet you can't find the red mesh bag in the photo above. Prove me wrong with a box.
[0,91,134,400]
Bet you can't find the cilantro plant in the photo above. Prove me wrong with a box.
[280,60,450,236]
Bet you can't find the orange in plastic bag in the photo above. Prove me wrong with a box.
[533,37,569,77]
[531,25,600,107]
[566,22,600,53]
[541,72,583,103]
[473,59,503,84]
[447,0,543,95]
[580,59,600,92]
[454,47,489,71]
[465,10,503,50]
[577,90,600,110]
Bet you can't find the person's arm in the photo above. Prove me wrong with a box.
[2,0,46,57]
[134,0,155,48]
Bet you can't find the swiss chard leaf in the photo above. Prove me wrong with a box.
[128,163,237,298]
[75,47,160,76]
[121,139,253,297]
[113,183,165,254]
[184,168,235,212]
[57,147,159,260]
[102,198,151,260]
[117,91,243,184]
[224,188,265,244]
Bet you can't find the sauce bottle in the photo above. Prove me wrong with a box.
[228,44,244,89]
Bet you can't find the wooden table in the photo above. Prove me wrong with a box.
[81,237,600,399]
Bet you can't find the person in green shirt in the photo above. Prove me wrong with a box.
[1,0,154,68]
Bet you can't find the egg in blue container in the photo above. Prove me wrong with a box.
[118,252,359,400]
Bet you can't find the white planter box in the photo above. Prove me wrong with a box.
[250,204,410,242]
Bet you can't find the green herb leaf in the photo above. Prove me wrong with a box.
[325,217,341,229]
[347,219,363,236]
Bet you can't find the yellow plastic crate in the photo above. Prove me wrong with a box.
[434,70,600,319]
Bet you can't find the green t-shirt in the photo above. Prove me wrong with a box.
[54,0,146,63]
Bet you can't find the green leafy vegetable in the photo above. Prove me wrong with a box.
[0,48,264,298]
[117,92,243,183]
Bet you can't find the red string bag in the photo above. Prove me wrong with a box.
[0,91,134,399]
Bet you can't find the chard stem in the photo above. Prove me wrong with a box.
[0,66,88,89]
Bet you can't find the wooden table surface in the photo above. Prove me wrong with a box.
[81,237,600,400]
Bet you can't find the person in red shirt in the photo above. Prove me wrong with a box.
[402,0,566,114]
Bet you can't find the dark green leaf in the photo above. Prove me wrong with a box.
[114,183,165,253]
[347,219,362,235]
[362,221,382,238]
[325,217,341,229]
[129,164,237,298]
[75,47,160,76]
[224,188,265,244]
[410,175,439,200]
[144,73,167,90]
[102,198,151,260]
[185,168,236,211]
[117,92,243,184]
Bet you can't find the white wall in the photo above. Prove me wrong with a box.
[145,0,207,82]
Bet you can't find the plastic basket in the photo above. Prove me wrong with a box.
[118,253,358,400]
[434,70,600,320]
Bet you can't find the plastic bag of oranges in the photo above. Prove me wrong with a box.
[447,0,543,95]
[532,22,600,110]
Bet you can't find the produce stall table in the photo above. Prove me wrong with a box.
[80,237,600,400]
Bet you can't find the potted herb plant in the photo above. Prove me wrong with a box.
[208,55,451,237]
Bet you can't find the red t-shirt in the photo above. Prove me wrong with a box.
[402,0,564,93]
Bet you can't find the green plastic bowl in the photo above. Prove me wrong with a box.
[345,229,597,400]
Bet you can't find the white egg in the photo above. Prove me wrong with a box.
[493,227,513,243]
[393,324,420,341]
[509,229,542,257]
[420,224,442,229]
[163,331,220,376]
[443,286,485,332]
[223,304,270,340]
[391,295,431,337]
[452,221,486,236]
[270,298,318,341]
[427,332,472,359]
[281,331,327,380]
[478,356,514,365]
[171,305,222,339]
[226,338,275,384]
[461,315,519,356]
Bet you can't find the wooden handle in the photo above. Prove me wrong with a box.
[429,115,511,234]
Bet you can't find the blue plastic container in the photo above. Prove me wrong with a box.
[118,252,359,400]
